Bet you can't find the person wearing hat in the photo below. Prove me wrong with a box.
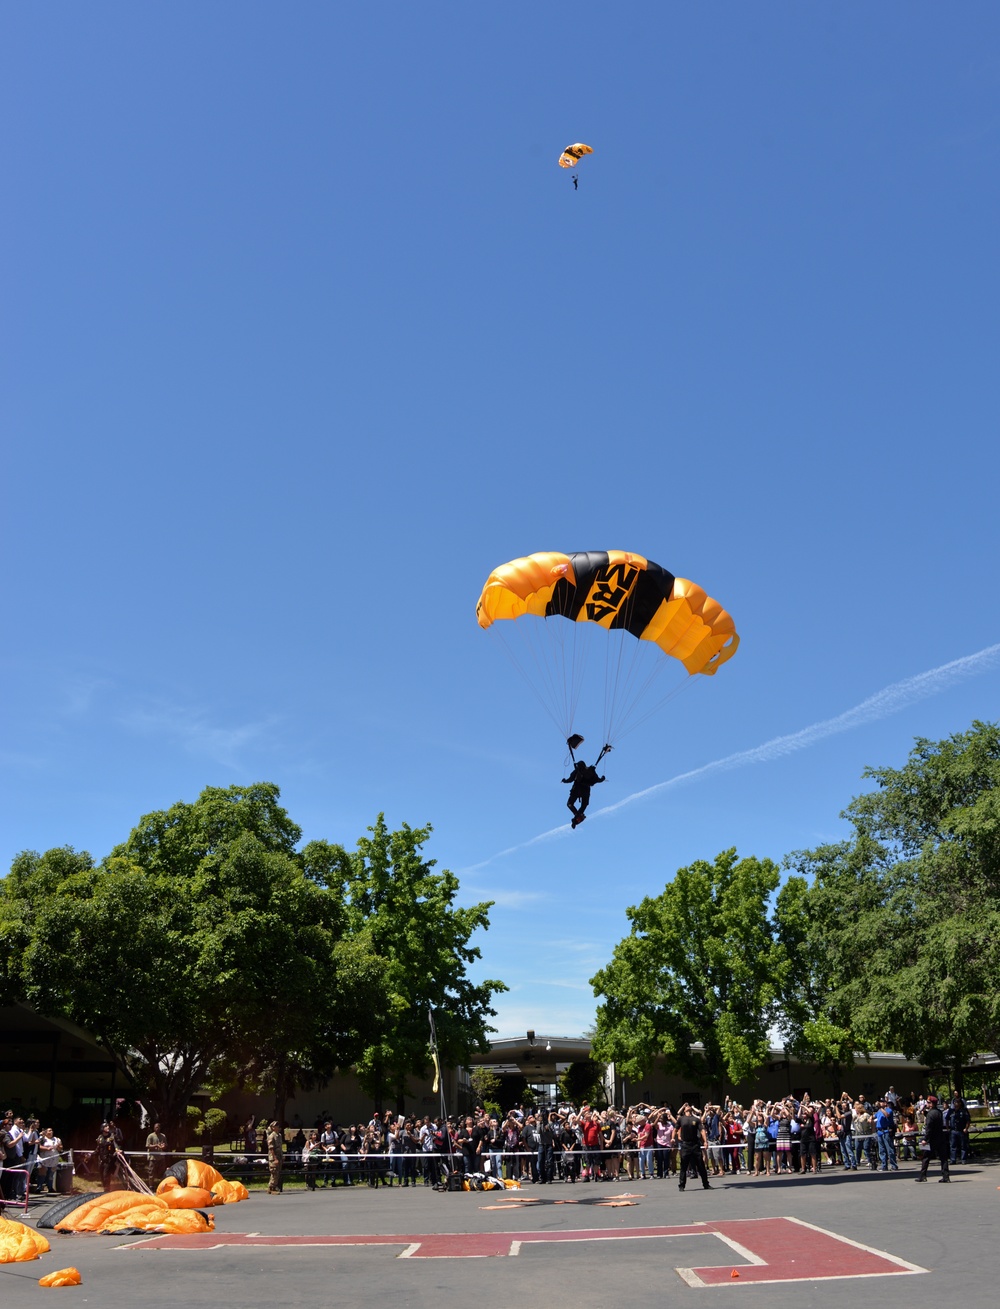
[266,1121,284,1194]
[95,1122,119,1191]
[916,1095,949,1182]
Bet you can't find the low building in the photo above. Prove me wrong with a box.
[468,1034,932,1108]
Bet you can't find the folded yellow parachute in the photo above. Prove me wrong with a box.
[0,1215,51,1262]
[157,1182,216,1209]
[477,551,738,675]
[558,143,593,168]
[158,1159,249,1204]
[39,1267,82,1287]
[50,1191,214,1235]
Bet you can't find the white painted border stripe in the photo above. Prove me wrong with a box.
[783,1214,929,1274]
[711,1233,766,1266]
[678,1269,928,1287]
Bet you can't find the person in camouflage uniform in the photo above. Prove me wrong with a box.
[266,1121,283,1194]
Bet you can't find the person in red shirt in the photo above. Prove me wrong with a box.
[579,1108,603,1181]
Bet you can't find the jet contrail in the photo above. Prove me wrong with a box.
[462,641,1000,874]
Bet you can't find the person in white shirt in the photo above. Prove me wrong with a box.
[35,1128,62,1194]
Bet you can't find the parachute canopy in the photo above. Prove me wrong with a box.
[0,1215,50,1263]
[477,550,738,676]
[477,550,738,749]
[40,1191,214,1235]
[558,143,593,169]
[39,1268,82,1287]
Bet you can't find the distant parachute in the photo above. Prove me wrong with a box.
[558,142,593,169]
[477,550,738,749]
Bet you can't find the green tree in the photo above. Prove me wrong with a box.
[304,816,506,1110]
[772,852,858,1092]
[469,1066,502,1116]
[0,785,384,1135]
[558,1059,607,1107]
[590,849,783,1099]
[792,722,1000,1088]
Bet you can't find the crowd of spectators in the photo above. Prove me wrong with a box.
[2,1089,978,1204]
[0,1111,65,1203]
[235,1085,976,1192]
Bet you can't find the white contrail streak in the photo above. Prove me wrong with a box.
[462,641,1000,873]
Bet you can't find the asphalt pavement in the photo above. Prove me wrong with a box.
[3,1157,999,1307]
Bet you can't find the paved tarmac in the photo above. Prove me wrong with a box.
[3,1158,1000,1307]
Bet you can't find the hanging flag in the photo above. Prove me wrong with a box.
[428,1007,442,1094]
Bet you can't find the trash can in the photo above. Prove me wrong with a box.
[56,1162,75,1194]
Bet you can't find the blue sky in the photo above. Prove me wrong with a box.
[3,2,999,1040]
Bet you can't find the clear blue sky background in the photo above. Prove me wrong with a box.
[4,2,999,1040]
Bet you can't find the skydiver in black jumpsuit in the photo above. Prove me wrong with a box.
[563,760,605,828]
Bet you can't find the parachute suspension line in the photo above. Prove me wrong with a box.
[605,628,679,741]
[491,610,592,744]
[607,665,703,745]
[548,583,590,742]
[490,626,565,737]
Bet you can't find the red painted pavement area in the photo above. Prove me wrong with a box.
[126,1216,927,1283]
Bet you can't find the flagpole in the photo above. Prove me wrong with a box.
[428,1006,457,1178]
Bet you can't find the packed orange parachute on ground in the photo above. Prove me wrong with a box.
[157,1181,216,1209]
[159,1158,249,1203]
[0,1214,51,1262]
[39,1267,82,1287]
[40,1190,214,1236]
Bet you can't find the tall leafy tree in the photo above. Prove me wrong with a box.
[590,849,784,1099]
[795,722,1000,1086]
[0,785,385,1134]
[304,816,507,1109]
[772,850,859,1092]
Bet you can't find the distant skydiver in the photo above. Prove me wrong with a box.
[563,758,605,829]
[572,173,579,190]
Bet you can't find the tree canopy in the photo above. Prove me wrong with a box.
[304,816,506,1109]
[590,849,783,1098]
[0,784,504,1128]
[786,721,1000,1084]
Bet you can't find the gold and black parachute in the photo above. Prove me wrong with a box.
[477,551,738,749]
[477,551,737,675]
[558,143,593,169]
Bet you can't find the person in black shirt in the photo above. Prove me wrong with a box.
[838,1099,857,1169]
[948,1097,971,1164]
[676,1104,711,1191]
[562,760,606,828]
[917,1095,950,1182]
[537,1113,556,1184]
